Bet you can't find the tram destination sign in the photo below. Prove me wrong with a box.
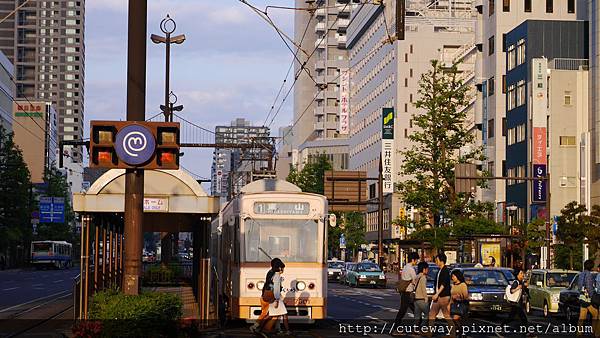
[254,202,310,215]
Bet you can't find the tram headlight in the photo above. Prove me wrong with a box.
[257,281,265,290]
[296,281,306,291]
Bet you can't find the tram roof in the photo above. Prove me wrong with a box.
[240,179,302,194]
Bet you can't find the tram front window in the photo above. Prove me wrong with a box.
[245,219,319,262]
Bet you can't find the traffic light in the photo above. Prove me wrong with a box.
[90,121,180,169]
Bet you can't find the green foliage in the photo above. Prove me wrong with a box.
[397,60,487,227]
[143,264,184,285]
[286,154,332,195]
[328,212,366,258]
[556,201,587,270]
[452,217,506,237]
[585,205,600,264]
[555,245,583,271]
[89,288,183,337]
[0,126,32,263]
[409,227,451,251]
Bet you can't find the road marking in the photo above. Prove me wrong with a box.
[32,283,44,287]
[52,279,64,283]
[369,295,384,300]
[2,287,19,291]
[0,290,69,313]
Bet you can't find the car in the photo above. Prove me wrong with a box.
[527,269,577,317]
[559,272,597,323]
[426,262,439,298]
[458,268,512,314]
[340,262,356,285]
[328,260,346,281]
[346,262,386,288]
[498,267,516,283]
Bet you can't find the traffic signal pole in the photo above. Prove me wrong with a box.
[123,0,147,295]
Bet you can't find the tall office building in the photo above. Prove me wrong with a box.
[475,0,586,222]
[0,0,85,162]
[0,50,14,131]
[589,0,600,206]
[291,0,355,170]
[210,119,271,199]
[346,0,476,263]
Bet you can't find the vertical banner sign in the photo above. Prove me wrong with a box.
[216,170,223,194]
[382,108,395,194]
[532,59,548,203]
[339,68,350,134]
[482,81,488,145]
[396,0,405,40]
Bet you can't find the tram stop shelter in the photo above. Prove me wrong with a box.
[73,169,219,323]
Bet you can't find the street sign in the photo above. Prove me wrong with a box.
[115,124,156,165]
[339,234,346,249]
[40,197,65,223]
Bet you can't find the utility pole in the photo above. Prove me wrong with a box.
[123,0,147,295]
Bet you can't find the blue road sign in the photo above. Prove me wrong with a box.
[115,124,156,165]
[39,196,65,223]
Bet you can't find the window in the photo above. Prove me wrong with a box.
[507,168,515,185]
[516,80,526,106]
[507,127,515,145]
[488,119,495,138]
[488,77,495,96]
[488,36,495,55]
[524,0,532,12]
[489,0,495,15]
[546,0,553,13]
[560,136,576,146]
[369,183,376,199]
[503,0,510,12]
[507,84,516,110]
[502,117,507,136]
[516,39,525,65]
[516,124,526,143]
[568,0,575,13]
[507,45,516,70]
[488,161,495,175]
[564,95,572,106]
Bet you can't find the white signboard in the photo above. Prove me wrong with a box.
[382,108,395,194]
[531,58,548,129]
[338,68,350,134]
[216,170,223,194]
[144,197,168,212]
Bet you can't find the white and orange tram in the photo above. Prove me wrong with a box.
[211,179,328,322]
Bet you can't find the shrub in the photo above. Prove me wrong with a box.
[89,289,183,337]
[143,263,184,285]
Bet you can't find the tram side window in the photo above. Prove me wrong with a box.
[245,219,319,263]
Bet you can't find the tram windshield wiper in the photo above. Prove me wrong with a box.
[258,247,272,260]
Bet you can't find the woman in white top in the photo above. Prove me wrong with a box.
[267,264,292,335]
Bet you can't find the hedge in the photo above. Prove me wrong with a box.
[88,288,183,337]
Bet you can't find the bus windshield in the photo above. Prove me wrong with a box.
[33,243,51,252]
[244,218,320,263]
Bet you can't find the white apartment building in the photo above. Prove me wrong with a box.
[291,0,356,171]
[347,0,476,251]
[475,0,586,221]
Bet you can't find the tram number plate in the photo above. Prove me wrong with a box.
[491,304,502,311]
[294,298,309,305]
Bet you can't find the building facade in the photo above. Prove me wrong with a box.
[504,20,588,222]
[0,50,13,131]
[210,119,270,199]
[475,0,586,222]
[292,0,355,171]
[0,0,85,162]
[346,0,476,263]
[12,101,57,184]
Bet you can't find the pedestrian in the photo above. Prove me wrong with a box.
[250,258,291,336]
[394,252,419,326]
[502,268,533,336]
[489,256,496,267]
[413,261,430,328]
[427,253,454,337]
[450,270,469,338]
[578,259,598,335]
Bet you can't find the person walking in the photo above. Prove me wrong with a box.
[578,259,598,336]
[502,268,532,336]
[450,270,469,338]
[427,253,454,337]
[394,252,419,326]
[413,261,430,328]
[250,258,290,336]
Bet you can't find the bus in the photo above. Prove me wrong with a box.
[212,179,328,322]
[31,240,72,269]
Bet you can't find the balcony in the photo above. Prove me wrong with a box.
[316,8,326,17]
[315,22,326,33]
[336,4,351,17]
[314,121,325,131]
[337,18,350,32]
[316,75,326,84]
[315,39,325,49]
[337,35,347,47]
[315,60,325,71]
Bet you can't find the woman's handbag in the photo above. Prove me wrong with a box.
[450,299,469,317]
[262,290,275,303]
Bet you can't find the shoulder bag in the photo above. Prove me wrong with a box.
[450,285,469,317]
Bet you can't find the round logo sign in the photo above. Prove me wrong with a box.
[115,124,156,165]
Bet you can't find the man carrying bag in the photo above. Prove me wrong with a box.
[394,252,420,326]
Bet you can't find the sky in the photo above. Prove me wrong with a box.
[85,0,295,181]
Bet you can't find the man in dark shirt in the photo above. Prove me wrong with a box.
[428,253,454,336]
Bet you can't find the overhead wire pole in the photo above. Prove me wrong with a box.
[123,0,147,295]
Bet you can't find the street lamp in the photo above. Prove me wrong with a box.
[151,14,186,122]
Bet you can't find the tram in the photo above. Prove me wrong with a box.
[31,240,72,268]
[211,179,328,322]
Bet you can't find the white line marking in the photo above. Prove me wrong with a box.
[369,295,384,299]
[2,287,19,291]
[52,279,64,283]
[0,290,69,313]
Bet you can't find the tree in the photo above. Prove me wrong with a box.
[0,126,32,267]
[556,201,587,270]
[398,60,487,230]
[35,166,76,243]
[583,205,600,265]
[286,154,332,194]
